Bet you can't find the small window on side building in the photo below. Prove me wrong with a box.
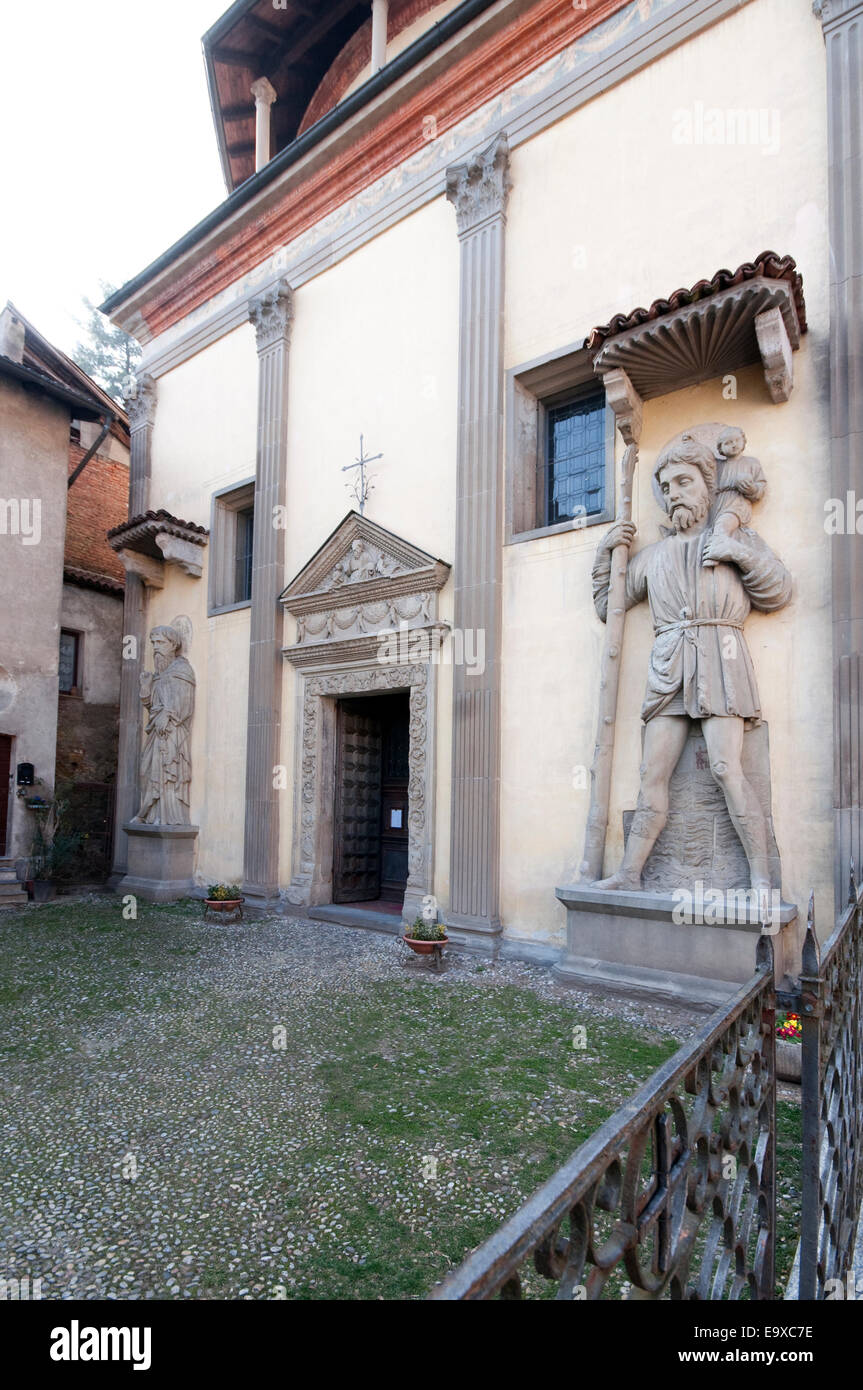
[59,630,81,695]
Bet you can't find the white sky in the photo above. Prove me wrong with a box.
[0,0,231,355]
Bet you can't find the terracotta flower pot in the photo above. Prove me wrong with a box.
[403,934,449,955]
[776,1038,802,1083]
[204,897,245,919]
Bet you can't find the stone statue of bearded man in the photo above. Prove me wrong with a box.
[591,430,792,896]
[133,623,195,826]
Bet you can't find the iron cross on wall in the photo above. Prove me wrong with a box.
[343,435,383,515]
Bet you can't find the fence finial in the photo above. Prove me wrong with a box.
[849,857,857,906]
[802,889,819,976]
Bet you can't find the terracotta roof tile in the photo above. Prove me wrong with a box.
[64,566,125,596]
[107,509,209,542]
[587,251,807,352]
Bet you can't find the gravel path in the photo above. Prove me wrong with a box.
[0,897,694,1300]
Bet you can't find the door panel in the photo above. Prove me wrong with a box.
[380,706,409,902]
[333,706,382,903]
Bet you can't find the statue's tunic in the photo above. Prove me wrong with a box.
[137,656,195,825]
[593,527,792,724]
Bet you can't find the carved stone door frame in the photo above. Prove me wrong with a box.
[286,661,436,924]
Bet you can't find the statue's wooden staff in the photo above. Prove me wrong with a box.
[579,441,639,882]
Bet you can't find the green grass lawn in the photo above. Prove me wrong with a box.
[0,897,799,1299]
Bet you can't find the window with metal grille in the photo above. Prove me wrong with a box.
[59,630,81,694]
[235,506,254,604]
[542,387,607,527]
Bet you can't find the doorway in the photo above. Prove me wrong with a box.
[0,735,11,855]
[332,693,409,907]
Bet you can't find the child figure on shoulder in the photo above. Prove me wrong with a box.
[703,426,767,568]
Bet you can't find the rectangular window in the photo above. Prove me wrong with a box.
[235,506,254,604]
[58,630,81,694]
[507,344,614,543]
[542,386,607,527]
[208,480,256,615]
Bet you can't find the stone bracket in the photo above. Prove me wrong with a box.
[116,548,164,589]
[155,532,205,578]
[598,366,643,445]
[755,306,794,403]
[591,276,802,405]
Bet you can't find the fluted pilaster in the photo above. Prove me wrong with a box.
[111,373,158,879]
[817,1,863,904]
[242,281,293,905]
[445,134,510,948]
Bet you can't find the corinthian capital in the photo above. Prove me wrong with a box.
[125,373,158,432]
[814,0,862,23]
[446,132,511,236]
[249,279,294,353]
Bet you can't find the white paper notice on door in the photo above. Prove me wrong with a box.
[390,809,403,828]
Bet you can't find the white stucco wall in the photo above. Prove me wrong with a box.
[146,324,258,883]
[501,0,830,954]
[147,199,459,892]
[280,196,460,905]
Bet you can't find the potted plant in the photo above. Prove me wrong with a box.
[28,796,81,902]
[403,915,449,956]
[775,1011,802,1083]
[204,883,245,919]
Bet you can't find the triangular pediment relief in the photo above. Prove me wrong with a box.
[280,511,450,615]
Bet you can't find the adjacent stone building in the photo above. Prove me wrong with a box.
[0,304,129,882]
[101,0,861,984]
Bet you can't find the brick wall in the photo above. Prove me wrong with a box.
[65,447,128,585]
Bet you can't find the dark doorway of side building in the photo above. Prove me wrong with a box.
[332,693,409,914]
[0,734,11,855]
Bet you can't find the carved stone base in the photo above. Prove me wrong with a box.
[118,823,198,903]
[444,912,503,958]
[240,884,282,916]
[553,885,797,1010]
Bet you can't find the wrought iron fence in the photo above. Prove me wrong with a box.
[431,936,777,1300]
[798,869,863,1299]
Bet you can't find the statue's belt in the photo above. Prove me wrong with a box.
[654,618,745,636]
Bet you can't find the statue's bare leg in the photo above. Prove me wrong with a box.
[701,715,770,894]
[593,715,690,889]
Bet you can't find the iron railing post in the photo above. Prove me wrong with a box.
[756,931,777,1299]
[799,891,821,1301]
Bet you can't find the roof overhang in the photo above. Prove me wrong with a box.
[0,355,105,421]
[101,0,507,328]
[203,1,376,193]
[588,252,807,420]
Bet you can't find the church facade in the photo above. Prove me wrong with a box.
[103,0,861,971]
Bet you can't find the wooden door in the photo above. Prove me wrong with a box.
[333,704,383,902]
[380,700,409,901]
[0,735,11,855]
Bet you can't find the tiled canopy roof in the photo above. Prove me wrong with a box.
[588,252,807,352]
[64,565,125,596]
[108,509,209,554]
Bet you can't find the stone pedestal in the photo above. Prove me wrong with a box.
[553,885,797,1010]
[119,823,198,903]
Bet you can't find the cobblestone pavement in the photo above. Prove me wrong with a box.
[0,897,693,1300]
